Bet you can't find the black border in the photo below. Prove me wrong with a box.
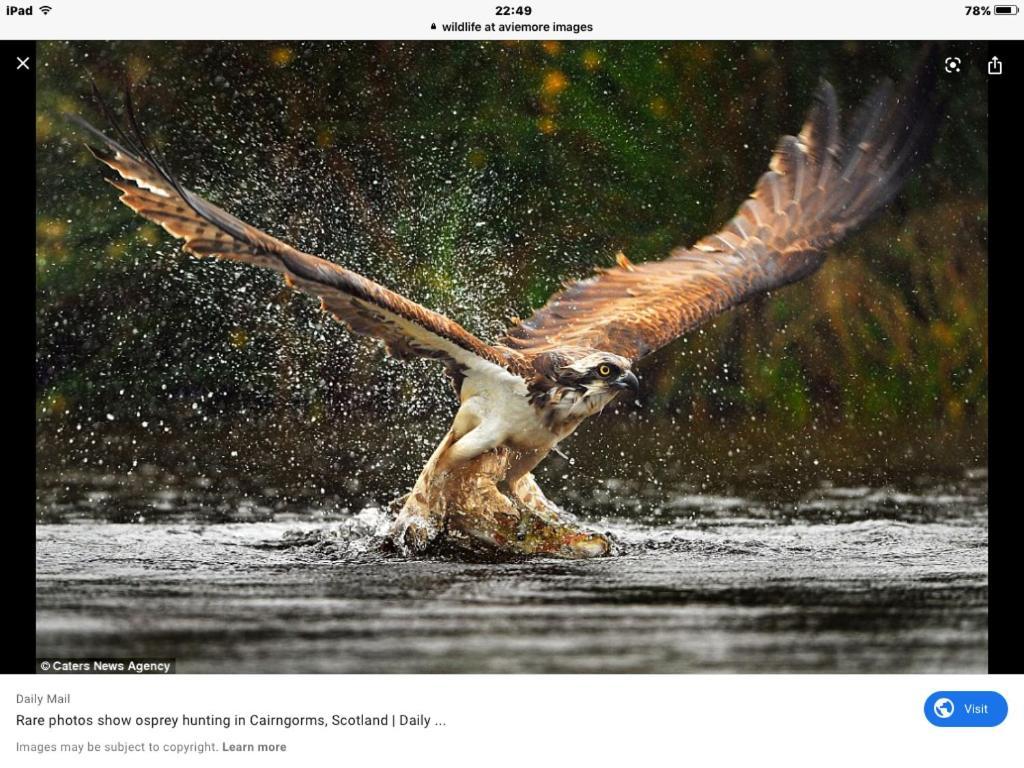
[985,39,1017,676]
[3,39,38,675]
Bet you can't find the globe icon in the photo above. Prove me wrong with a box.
[933,698,955,719]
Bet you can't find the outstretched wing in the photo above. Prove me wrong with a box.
[70,106,526,388]
[502,69,938,363]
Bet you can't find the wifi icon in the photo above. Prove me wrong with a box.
[39,4,52,13]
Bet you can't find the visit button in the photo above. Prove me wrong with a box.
[924,691,1008,727]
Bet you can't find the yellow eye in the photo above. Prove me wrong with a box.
[598,364,612,377]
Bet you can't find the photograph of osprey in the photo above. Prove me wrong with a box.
[36,42,988,673]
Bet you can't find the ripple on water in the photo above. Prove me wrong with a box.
[35,470,987,673]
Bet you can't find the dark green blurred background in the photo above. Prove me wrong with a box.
[36,41,988,513]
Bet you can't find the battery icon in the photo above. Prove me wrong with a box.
[994,4,1019,13]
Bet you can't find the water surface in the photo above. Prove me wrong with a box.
[36,469,987,673]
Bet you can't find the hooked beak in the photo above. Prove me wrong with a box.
[614,370,640,395]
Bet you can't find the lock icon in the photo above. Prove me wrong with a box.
[989,57,1003,75]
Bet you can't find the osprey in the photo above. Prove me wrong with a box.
[72,68,936,559]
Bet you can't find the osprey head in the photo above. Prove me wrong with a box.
[530,348,639,422]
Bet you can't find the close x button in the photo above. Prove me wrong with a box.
[924,691,1008,727]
